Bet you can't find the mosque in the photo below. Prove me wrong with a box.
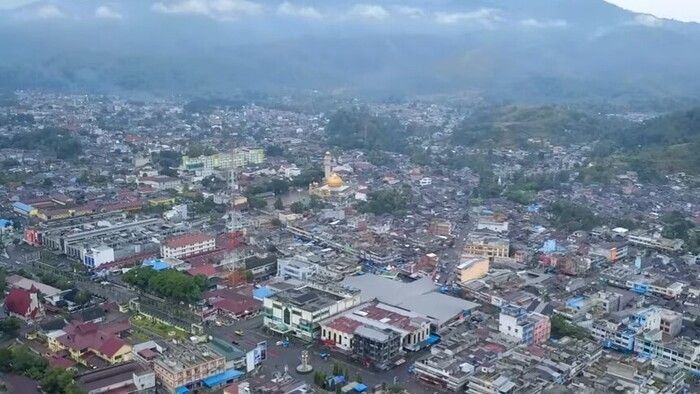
[309,152,350,197]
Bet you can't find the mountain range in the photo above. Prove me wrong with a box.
[1,0,700,105]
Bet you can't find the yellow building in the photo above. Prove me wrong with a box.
[463,236,509,258]
[455,256,490,283]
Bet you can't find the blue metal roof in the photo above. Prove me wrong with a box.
[175,386,189,394]
[253,287,273,299]
[0,219,12,227]
[13,202,33,212]
[142,259,169,271]
[425,334,441,345]
[201,369,242,388]
[354,383,368,392]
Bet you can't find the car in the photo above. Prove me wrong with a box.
[319,351,330,359]
[234,330,244,336]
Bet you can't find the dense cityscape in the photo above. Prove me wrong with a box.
[2,0,700,394]
[0,90,697,394]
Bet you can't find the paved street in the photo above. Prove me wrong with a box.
[208,316,446,393]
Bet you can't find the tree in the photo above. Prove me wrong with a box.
[274,197,284,210]
[359,185,413,216]
[73,291,93,306]
[0,317,21,338]
[290,201,306,214]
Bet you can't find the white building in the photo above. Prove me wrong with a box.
[263,285,360,341]
[160,233,215,259]
[83,245,115,269]
[277,256,318,282]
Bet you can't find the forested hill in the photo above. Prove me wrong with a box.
[617,108,700,175]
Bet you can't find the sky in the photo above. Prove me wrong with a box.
[1,1,699,23]
[606,0,700,23]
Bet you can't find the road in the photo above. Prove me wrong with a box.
[207,316,446,394]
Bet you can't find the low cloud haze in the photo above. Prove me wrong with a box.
[1,0,700,103]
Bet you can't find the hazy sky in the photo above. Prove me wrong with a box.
[606,0,700,22]
[1,1,699,23]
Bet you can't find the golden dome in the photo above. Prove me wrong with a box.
[326,173,343,188]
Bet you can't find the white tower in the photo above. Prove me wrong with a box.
[324,151,332,179]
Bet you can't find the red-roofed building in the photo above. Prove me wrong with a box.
[160,233,215,259]
[203,287,261,319]
[187,264,218,278]
[4,287,44,321]
[49,320,132,368]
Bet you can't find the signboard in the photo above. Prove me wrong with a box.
[246,341,268,372]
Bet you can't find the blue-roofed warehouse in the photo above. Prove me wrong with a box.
[13,202,34,216]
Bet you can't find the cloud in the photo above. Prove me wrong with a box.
[631,14,663,27]
[13,3,65,19]
[152,0,262,20]
[433,8,500,26]
[349,4,389,21]
[396,6,424,19]
[277,2,322,19]
[519,18,568,28]
[95,5,122,19]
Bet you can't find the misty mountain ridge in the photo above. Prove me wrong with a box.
[1,0,700,105]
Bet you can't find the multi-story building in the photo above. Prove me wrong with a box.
[153,345,228,393]
[463,235,509,259]
[83,245,115,269]
[76,361,156,394]
[320,302,431,352]
[455,256,490,283]
[160,233,215,259]
[476,215,509,233]
[276,256,318,282]
[263,285,361,341]
[180,148,264,171]
[635,337,700,372]
[627,231,684,252]
[498,305,550,345]
[589,241,628,262]
[591,307,661,352]
[601,266,685,299]
[351,326,402,371]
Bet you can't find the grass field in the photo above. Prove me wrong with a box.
[129,314,189,340]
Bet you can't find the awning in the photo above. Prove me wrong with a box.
[175,386,189,394]
[201,369,243,388]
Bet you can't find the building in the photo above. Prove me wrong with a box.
[498,305,550,345]
[351,325,402,370]
[659,309,683,338]
[13,201,37,216]
[628,231,684,252]
[463,235,509,259]
[263,285,361,341]
[341,274,479,331]
[153,344,229,393]
[4,287,43,321]
[276,256,318,282]
[160,233,215,259]
[320,302,432,353]
[50,320,132,367]
[180,148,264,171]
[591,307,661,353]
[455,256,490,283]
[601,266,685,299]
[83,245,115,269]
[589,241,628,262]
[75,361,155,394]
[429,219,453,237]
[476,215,509,233]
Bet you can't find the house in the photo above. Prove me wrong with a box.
[50,320,132,367]
[4,287,44,321]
